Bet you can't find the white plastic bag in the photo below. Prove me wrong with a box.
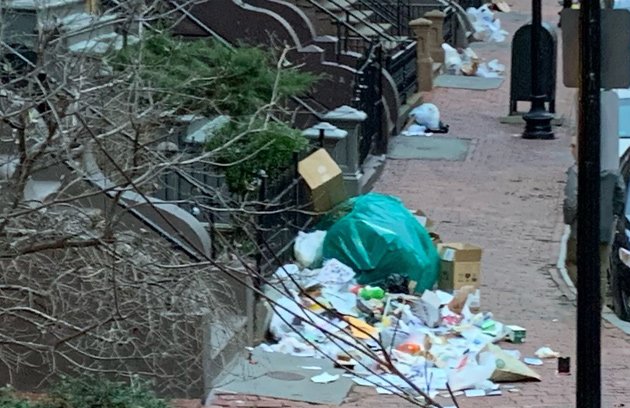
[294,230,327,268]
[410,103,440,130]
[448,351,497,391]
[442,43,462,74]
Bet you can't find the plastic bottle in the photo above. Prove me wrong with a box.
[359,286,385,300]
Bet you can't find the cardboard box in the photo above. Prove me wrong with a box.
[505,325,527,344]
[298,149,347,213]
[438,243,483,291]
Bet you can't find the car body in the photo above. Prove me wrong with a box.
[610,146,630,321]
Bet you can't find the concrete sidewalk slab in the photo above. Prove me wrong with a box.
[388,137,471,161]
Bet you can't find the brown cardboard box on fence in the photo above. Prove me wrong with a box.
[298,148,348,213]
[438,243,483,291]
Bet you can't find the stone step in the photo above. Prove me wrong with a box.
[354,22,392,37]
[332,9,374,24]
[317,0,360,12]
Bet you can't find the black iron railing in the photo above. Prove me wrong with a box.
[385,40,417,104]
[353,43,385,162]
[303,0,397,55]
[153,143,316,274]
[255,148,316,276]
[355,0,413,36]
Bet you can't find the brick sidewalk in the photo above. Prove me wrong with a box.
[184,1,630,408]
[372,1,630,407]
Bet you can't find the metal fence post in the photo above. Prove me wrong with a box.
[576,0,602,406]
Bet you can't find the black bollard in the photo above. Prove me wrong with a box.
[522,0,554,139]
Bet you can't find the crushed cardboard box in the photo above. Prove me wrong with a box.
[484,344,541,383]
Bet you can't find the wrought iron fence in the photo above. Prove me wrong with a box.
[355,0,413,36]
[153,140,317,278]
[255,148,316,277]
[385,40,418,104]
[353,43,385,162]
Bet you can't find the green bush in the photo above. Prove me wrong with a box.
[0,377,168,408]
[111,33,317,194]
[0,387,30,408]
[207,119,309,195]
[111,34,316,117]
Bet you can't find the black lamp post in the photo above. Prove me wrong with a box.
[522,0,554,139]
[577,0,602,406]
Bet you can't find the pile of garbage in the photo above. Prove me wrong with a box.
[256,193,552,402]
[466,4,509,43]
[442,44,506,78]
[402,103,450,137]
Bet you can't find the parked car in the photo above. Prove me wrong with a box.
[610,145,630,321]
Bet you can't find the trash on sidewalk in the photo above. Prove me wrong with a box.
[505,325,527,343]
[491,0,511,13]
[557,357,571,375]
[401,103,450,137]
[535,346,560,359]
[294,230,327,268]
[484,344,542,382]
[321,193,440,293]
[467,4,509,43]
[311,372,340,384]
[523,357,544,366]
[438,243,483,291]
[239,192,548,404]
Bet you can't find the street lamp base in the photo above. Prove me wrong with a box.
[522,110,554,140]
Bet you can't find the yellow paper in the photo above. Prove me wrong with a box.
[345,316,377,339]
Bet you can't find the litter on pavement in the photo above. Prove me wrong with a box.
[467,4,509,43]
[239,192,553,405]
[442,44,505,78]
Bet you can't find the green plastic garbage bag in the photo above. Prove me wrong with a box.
[321,193,440,293]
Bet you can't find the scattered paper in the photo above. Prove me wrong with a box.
[345,316,377,340]
[301,366,322,370]
[465,389,486,397]
[535,347,560,359]
[351,377,373,386]
[524,357,544,366]
[413,290,443,328]
[436,290,454,305]
[311,372,340,384]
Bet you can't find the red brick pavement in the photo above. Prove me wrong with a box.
[174,1,630,407]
